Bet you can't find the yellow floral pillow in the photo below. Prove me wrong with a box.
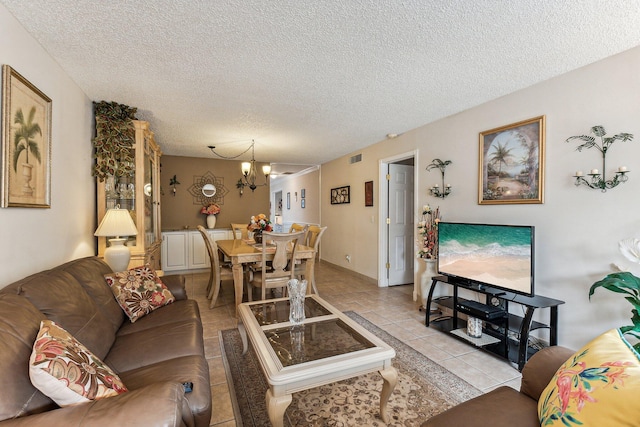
[538,328,640,426]
[29,320,128,407]
[105,265,175,323]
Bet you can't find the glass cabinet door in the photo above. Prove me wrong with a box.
[97,120,162,270]
[143,140,155,247]
[103,154,136,248]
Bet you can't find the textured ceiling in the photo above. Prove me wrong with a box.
[2,1,640,170]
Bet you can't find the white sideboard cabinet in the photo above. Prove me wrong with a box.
[162,229,232,272]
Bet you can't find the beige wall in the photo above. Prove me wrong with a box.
[321,156,380,275]
[0,4,95,287]
[160,155,270,230]
[321,46,640,350]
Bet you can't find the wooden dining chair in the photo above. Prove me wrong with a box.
[230,223,249,240]
[197,226,233,308]
[247,231,305,301]
[289,223,309,244]
[295,225,327,295]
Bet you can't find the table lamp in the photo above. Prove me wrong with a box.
[94,206,138,272]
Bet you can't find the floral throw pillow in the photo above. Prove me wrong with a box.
[538,328,640,426]
[29,320,128,407]
[105,265,175,323]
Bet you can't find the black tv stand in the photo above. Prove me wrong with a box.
[425,275,565,371]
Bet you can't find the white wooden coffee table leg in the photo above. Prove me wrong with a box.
[238,321,248,355]
[379,365,398,423]
[266,389,292,427]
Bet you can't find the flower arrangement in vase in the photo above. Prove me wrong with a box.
[248,214,272,243]
[200,203,221,229]
[417,205,441,260]
[416,205,441,311]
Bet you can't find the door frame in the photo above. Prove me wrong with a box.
[378,150,418,287]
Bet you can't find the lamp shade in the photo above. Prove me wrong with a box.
[241,161,251,176]
[94,207,137,237]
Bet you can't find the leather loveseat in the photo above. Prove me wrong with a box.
[0,256,211,427]
[423,346,574,427]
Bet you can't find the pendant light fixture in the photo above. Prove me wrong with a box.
[208,140,271,192]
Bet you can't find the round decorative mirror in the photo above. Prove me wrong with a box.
[202,183,217,197]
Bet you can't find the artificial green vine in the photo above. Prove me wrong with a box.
[92,101,138,181]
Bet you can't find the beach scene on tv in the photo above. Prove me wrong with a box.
[437,223,533,295]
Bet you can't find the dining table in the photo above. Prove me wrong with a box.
[216,239,317,314]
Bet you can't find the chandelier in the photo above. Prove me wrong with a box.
[208,140,271,192]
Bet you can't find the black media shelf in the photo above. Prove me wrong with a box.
[433,296,549,335]
[426,276,565,371]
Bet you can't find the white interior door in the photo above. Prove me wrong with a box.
[387,163,414,286]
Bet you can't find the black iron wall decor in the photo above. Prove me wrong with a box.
[188,171,228,205]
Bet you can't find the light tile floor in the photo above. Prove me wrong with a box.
[183,261,522,427]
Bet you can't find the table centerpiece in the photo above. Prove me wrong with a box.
[248,213,272,244]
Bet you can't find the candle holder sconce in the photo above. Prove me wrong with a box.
[566,126,633,192]
[169,175,180,196]
[427,158,452,198]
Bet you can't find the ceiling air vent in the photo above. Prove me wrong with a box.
[349,154,362,164]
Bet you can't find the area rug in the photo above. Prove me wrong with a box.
[220,311,481,426]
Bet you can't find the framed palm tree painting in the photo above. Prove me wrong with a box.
[479,116,545,205]
[1,65,52,208]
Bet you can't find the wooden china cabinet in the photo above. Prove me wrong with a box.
[96,120,162,271]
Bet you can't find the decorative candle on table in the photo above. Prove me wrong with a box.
[467,317,483,338]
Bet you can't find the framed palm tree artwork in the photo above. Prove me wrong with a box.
[478,116,545,205]
[1,65,52,208]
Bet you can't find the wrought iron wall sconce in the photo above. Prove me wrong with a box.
[427,158,452,198]
[169,175,180,196]
[236,179,245,197]
[566,126,633,192]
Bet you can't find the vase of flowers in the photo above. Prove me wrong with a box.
[417,205,441,308]
[417,205,440,260]
[200,203,221,229]
[248,213,272,243]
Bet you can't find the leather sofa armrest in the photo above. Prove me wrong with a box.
[520,346,575,401]
[162,274,187,300]
[0,382,190,427]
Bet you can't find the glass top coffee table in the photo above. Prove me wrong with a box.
[237,294,397,427]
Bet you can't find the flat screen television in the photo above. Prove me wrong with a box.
[437,222,535,297]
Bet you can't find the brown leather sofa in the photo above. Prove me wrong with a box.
[0,256,211,427]
[422,346,574,427]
